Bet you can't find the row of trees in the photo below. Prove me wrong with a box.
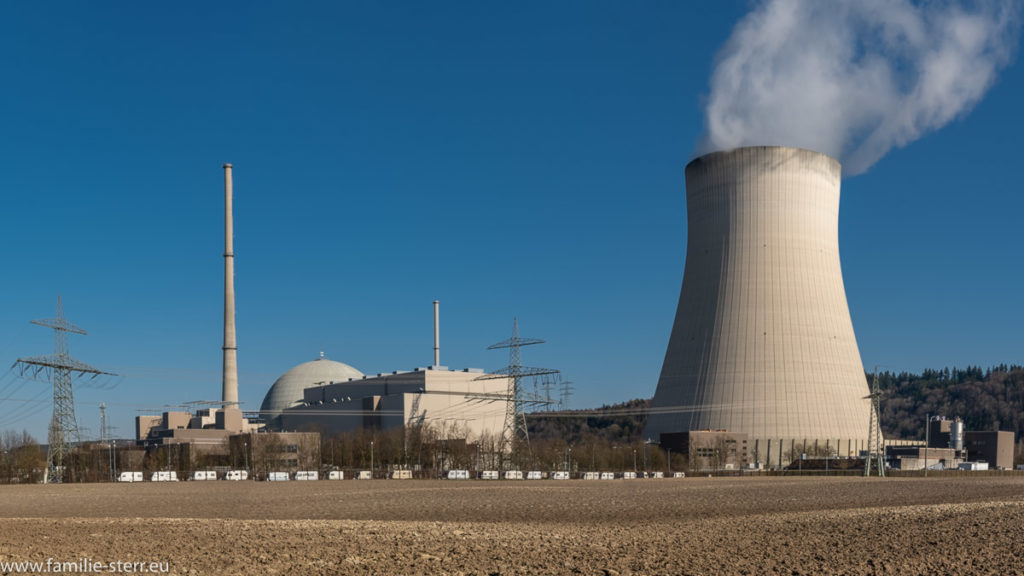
[0,430,45,483]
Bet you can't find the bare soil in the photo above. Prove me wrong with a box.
[1,476,1022,575]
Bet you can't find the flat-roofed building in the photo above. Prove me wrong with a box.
[279,366,509,443]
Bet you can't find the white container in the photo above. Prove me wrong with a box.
[958,462,989,471]
[328,470,344,480]
[356,470,372,480]
[294,471,318,481]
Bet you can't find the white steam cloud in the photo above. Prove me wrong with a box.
[700,0,1021,175]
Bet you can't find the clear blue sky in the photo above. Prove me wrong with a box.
[0,2,1021,442]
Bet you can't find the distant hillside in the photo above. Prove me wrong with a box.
[531,365,1024,459]
[876,365,1024,447]
[528,398,649,445]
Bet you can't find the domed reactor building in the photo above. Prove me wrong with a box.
[645,147,872,468]
[260,354,364,430]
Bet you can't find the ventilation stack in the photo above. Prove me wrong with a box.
[222,163,238,407]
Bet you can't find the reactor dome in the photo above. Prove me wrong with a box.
[260,355,363,429]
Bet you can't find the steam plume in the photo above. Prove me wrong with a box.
[700,0,1020,175]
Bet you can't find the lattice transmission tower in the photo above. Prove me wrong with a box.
[478,318,559,470]
[14,297,113,483]
[863,368,886,477]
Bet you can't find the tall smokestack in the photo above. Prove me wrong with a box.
[222,163,238,406]
[433,300,440,367]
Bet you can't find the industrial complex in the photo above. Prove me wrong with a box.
[8,152,1019,482]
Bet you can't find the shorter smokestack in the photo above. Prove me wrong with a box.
[433,300,440,367]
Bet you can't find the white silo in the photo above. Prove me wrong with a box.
[645,146,871,464]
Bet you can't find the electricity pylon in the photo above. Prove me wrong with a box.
[479,319,559,470]
[14,297,113,483]
[863,368,886,477]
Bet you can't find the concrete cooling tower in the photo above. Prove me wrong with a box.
[645,146,871,464]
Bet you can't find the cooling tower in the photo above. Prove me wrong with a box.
[645,146,871,462]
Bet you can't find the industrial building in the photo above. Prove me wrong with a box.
[260,299,512,445]
[228,432,320,476]
[276,365,508,441]
[646,147,873,466]
[885,416,1016,471]
[660,430,750,472]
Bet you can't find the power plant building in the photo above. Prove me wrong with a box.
[645,147,872,465]
[260,355,364,429]
[276,366,509,442]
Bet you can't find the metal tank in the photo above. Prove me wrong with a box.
[950,418,964,451]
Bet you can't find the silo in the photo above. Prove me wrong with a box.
[645,146,871,462]
[950,419,964,451]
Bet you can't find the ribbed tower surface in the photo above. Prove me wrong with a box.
[645,146,871,451]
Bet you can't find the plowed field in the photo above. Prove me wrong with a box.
[1,476,1022,575]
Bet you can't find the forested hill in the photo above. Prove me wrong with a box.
[876,365,1024,445]
[530,365,1024,453]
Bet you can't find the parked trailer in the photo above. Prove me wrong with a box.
[150,471,178,482]
[672,472,686,478]
[446,470,470,480]
[651,471,665,479]
[622,472,637,480]
[526,471,543,480]
[391,469,412,480]
[189,471,217,481]
[356,470,372,480]
[267,472,289,482]
[503,470,523,480]
[118,471,143,483]
[225,470,248,481]
[328,470,345,480]
[294,471,318,481]
[479,470,499,480]
[551,471,571,480]
[582,472,600,480]
[600,472,614,480]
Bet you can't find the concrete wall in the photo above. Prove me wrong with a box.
[646,147,871,452]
